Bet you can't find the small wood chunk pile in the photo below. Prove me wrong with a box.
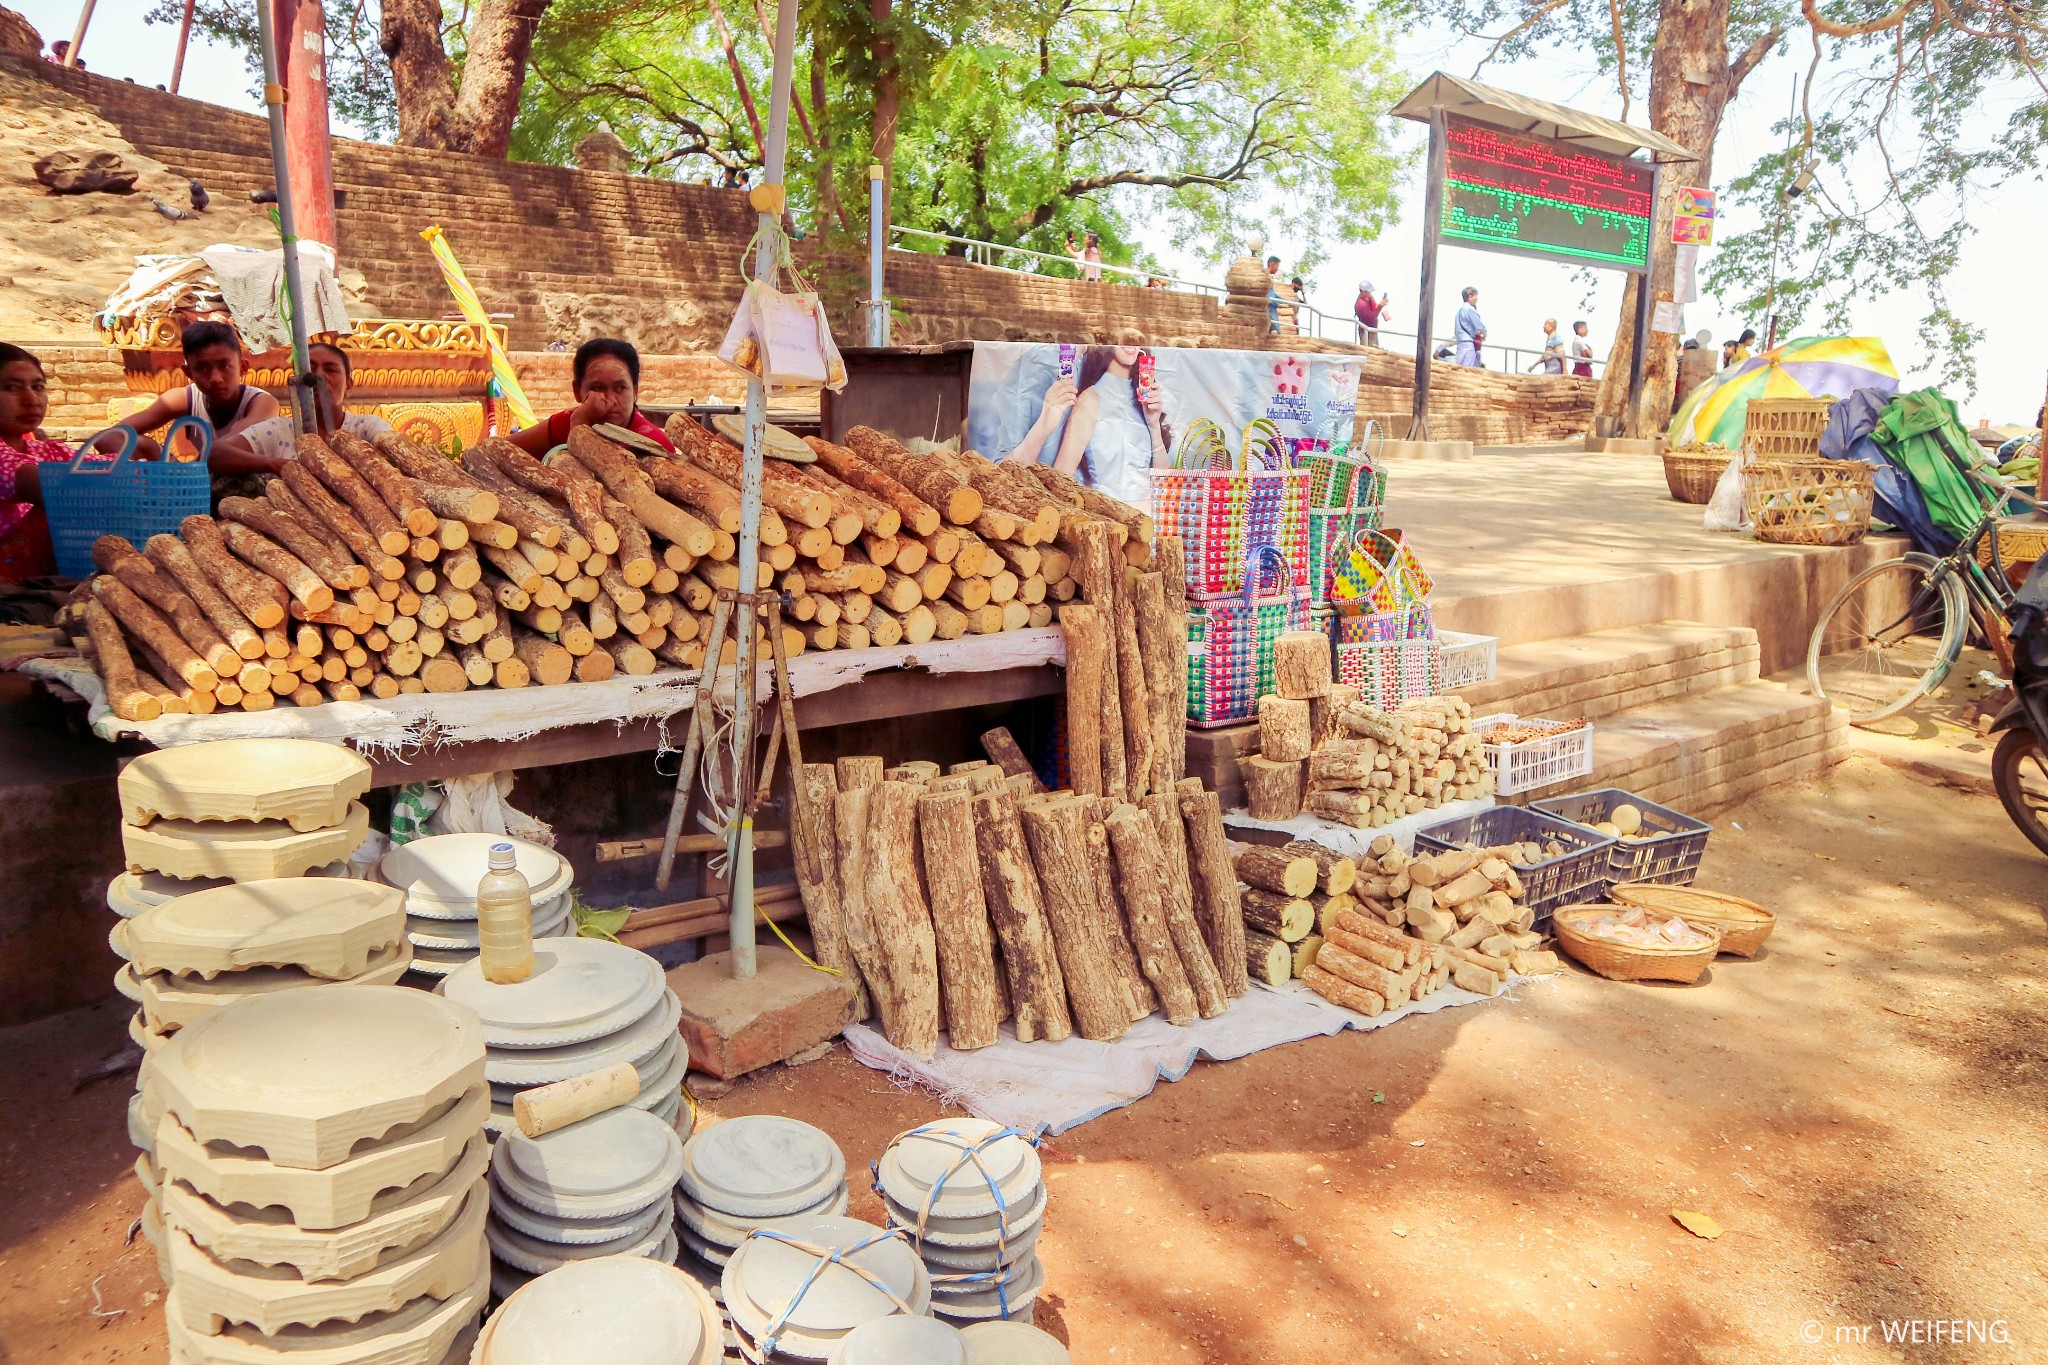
[788,730,1246,1061]
[1294,695,1490,827]
[1240,835,1562,1015]
[65,422,1151,719]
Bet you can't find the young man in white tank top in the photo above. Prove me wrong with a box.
[96,320,279,459]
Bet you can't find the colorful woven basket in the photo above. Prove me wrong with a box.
[1330,528,1433,616]
[1334,603,1440,709]
[1150,419,1310,600]
[1185,544,1309,727]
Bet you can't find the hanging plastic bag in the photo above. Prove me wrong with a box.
[1703,454,1749,532]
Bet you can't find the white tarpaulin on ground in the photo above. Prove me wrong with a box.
[16,628,1065,756]
[1223,794,1495,857]
[843,975,1541,1137]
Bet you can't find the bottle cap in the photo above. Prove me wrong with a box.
[488,842,517,871]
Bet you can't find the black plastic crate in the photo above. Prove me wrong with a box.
[1413,806,1615,930]
[1531,787,1711,890]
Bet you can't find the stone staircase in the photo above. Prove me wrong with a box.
[1189,619,1848,818]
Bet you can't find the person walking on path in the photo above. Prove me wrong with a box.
[1354,282,1387,347]
[1453,287,1486,366]
[1528,318,1565,373]
[1265,255,1283,333]
[1570,320,1595,377]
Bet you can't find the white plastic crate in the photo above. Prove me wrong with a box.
[1437,631,1497,690]
[1471,712,1595,796]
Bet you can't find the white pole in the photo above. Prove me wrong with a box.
[866,164,890,346]
[726,0,799,982]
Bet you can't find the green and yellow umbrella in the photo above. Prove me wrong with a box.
[420,225,538,431]
[1669,335,1898,447]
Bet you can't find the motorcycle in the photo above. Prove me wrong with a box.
[1991,554,2048,856]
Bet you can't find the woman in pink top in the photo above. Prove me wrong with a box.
[0,343,83,580]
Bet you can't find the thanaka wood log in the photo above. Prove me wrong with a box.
[80,598,159,720]
[1102,803,1198,1025]
[91,537,240,676]
[642,455,743,534]
[863,779,947,1058]
[1242,889,1315,942]
[836,755,887,790]
[915,788,1004,1049]
[1080,797,1153,1020]
[978,726,1043,791]
[327,429,437,536]
[1068,522,1127,800]
[801,436,943,537]
[216,498,365,592]
[971,790,1072,1043]
[1129,570,1180,795]
[298,434,409,556]
[1241,754,1304,821]
[1325,924,1405,972]
[1110,570,1153,797]
[414,481,500,526]
[1283,840,1358,896]
[1272,630,1333,699]
[664,424,834,529]
[574,646,615,683]
[1258,695,1313,763]
[91,574,218,694]
[274,460,405,582]
[142,534,264,660]
[1245,929,1292,986]
[791,763,866,1019]
[1178,785,1249,997]
[843,426,983,526]
[1142,793,1227,1017]
[178,516,287,630]
[565,428,716,556]
[1300,964,1385,1016]
[1314,941,1408,1003]
[482,440,620,554]
[833,783,898,1035]
[1018,795,1135,1040]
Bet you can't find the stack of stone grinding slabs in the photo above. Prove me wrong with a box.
[484,1108,686,1298]
[720,1214,931,1361]
[140,984,490,1364]
[673,1116,851,1277]
[378,833,574,978]
[823,1315,974,1364]
[437,937,684,1136]
[875,1120,1047,1329]
[472,1254,722,1365]
[957,1322,1072,1362]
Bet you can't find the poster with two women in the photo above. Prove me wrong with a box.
[964,336,1363,507]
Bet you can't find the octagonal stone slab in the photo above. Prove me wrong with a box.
[120,879,405,982]
[125,804,371,882]
[121,740,372,832]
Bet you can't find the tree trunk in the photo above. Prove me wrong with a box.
[808,17,850,234]
[382,0,549,157]
[868,0,899,231]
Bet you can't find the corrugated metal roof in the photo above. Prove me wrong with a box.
[1392,71,1696,162]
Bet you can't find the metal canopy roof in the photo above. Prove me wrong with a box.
[1392,71,1695,162]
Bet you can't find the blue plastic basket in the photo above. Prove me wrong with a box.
[1414,806,1615,931]
[42,420,215,579]
[1531,788,1711,888]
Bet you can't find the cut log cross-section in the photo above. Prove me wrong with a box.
[969,790,1071,1044]
[1236,846,1319,897]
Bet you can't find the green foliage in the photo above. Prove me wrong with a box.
[144,0,401,139]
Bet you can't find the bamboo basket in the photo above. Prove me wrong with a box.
[1662,449,1729,504]
[1608,883,1775,957]
[1551,906,1722,983]
[1743,397,1835,460]
[1744,458,1874,546]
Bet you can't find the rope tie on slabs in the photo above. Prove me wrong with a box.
[739,1225,918,1357]
[873,1122,1043,1319]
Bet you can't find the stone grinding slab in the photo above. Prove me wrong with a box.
[120,879,406,981]
[120,740,372,832]
[825,1315,973,1365]
[124,803,371,882]
[488,1032,684,1113]
[484,1206,670,1275]
[674,1184,850,1250]
[721,1214,930,1358]
[875,1120,1041,1222]
[677,1116,847,1219]
[144,984,484,1169]
[957,1321,1071,1364]
[163,1259,486,1365]
[489,1107,685,1221]
[489,1184,671,1246]
[133,943,413,1034]
[130,1008,173,1053]
[160,1139,489,1282]
[404,903,570,951]
[913,1225,1042,1272]
[879,1183,1046,1249]
[400,919,577,978]
[168,1178,487,1335]
[440,939,663,1048]
[379,833,570,911]
[475,1254,721,1365]
[925,1252,1044,1319]
[400,887,569,925]
[151,1087,489,1231]
[481,990,681,1088]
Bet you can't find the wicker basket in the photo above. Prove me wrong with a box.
[1743,458,1875,546]
[1551,906,1723,983]
[1608,884,1775,957]
[1743,397,1835,460]
[1662,449,1728,504]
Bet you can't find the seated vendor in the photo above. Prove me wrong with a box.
[98,320,279,459]
[213,342,392,477]
[0,342,78,580]
[506,337,675,457]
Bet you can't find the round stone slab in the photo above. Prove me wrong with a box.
[120,739,372,832]
[379,833,569,911]
[401,886,568,924]
[162,1139,488,1282]
[169,1177,488,1335]
[485,1205,670,1274]
[679,1116,847,1219]
[723,1215,929,1352]
[144,984,484,1170]
[926,1254,1044,1321]
[109,870,234,919]
[482,1255,720,1365]
[675,1182,850,1250]
[877,1119,1041,1222]
[915,1223,1042,1272]
[123,879,405,982]
[958,1321,1072,1364]
[490,1107,685,1220]
[404,902,569,952]
[881,1180,1046,1249]
[163,1259,487,1365]
[482,989,681,1087]
[441,938,664,1048]
[827,1314,973,1365]
[490,1182,670,1246]
[124,803,371,883]
[136,942,413,1033]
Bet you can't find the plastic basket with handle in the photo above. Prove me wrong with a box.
[1413,805,1616,930]
[1303,445,1384,605]
[1334,604,1440,709]
[1185,543,1309,727]
[1436,631,1498,689]
[1297,416,1388,511]
[43,419,214,579]
[1329,527,1433,617]
[1471,712,1595,796]
[1531,787,1711,888]
[1148,418,1309,600]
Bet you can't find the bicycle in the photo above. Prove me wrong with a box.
[1804,467,2043,727]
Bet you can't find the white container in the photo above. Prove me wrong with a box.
[1471,712,1596,797]
[1436,631,1498,689]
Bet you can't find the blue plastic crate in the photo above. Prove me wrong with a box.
[1413,805,1615,931]
[1531,788,1710,888]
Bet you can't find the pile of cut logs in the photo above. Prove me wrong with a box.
[1243,665,1492,825]
[787,731,1247,1059]
[1237,836,1560,1014]
[66,421,1153,719]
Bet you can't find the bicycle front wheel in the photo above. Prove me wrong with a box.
[1806,553,1968,726]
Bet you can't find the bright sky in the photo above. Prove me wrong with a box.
[20,2,2042,422]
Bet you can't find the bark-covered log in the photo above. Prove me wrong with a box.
[1300,964,1385,1016]
[327,429,437,536]
[1272,630,1332,699]
[835,755,887,791]
[1111,568,1153,799]
[1017,795,1133,1041]
[979,726,1043,791]
[567,428,716,556]
[1235,846,1319,897]
[92,537,241,675]
[1242,888,1315,942]
[1068,524,1127,800]
[1102,802,1198,1025]
[860,780,942,1058]
[80,598,160,721]
[1178,785,1249,998]
[913,788,1003,1050]
[1241,755,1304,821]
[142,534,265,660]
[1143,793,1227,1018]
[216,498,366,591]
[179,516,287,630]
[1282,840,1358,896]
[276,460,406,582]
[1129,569,1180,796]
[970,790,1072,1043]
[91,575,218,692]
[1082,798,1154,1021]
[832,783,898,1035]
[1245,929,1292,987]
[1258,695,1314,763]
[298,434,410,556]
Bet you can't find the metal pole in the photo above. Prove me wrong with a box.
[865,164,890,346]
[254,0,318,434]
[170,0,196,92]
[63,0,97,65]
[1408,109,1446,441]
[725,0,800,981]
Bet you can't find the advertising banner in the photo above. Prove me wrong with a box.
[965,341,1366,502]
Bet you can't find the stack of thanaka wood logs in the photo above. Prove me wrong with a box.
[787,728,1248,1059]
[1243,682,1492,826]
[1235,835,1562,1012]
[66,420,1136,720]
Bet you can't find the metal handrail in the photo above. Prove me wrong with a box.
[888,224,1602,375]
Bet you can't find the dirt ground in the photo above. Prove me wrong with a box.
[6,750,2045,1364]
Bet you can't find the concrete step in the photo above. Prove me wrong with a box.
[1456,621,1760,723]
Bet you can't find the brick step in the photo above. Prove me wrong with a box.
[1456,621,1761,722]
